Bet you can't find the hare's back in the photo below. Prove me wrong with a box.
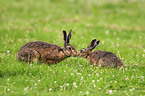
[20,41,60,49]
[91,50,123,67]
[18,41,61,55]
[91,50,122,62]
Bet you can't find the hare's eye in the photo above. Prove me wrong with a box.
[68,47,71,50]
[80,49,83,52]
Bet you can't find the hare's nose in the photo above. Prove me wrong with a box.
[77,53,79,56]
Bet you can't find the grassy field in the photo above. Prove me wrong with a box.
[0,0,145,95]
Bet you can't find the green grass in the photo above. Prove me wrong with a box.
[0,0,145,95]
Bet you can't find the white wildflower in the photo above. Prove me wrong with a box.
[86,91,89,94]
[66,83,69,86]
[109,90,113,94]
[126,78,129,80]
[96,73,99,76]
[102,41,105,44]
[49,88,52,91]
[73,82,76,85]
[7,50,10,53]
[94,84,96,87]
[92,80,95,83]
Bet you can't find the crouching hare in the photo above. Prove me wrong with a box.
[17,30,77,64]
[77,39,123,68]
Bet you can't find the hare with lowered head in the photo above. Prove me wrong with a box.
[77,39,123,68]
[17,30,77,64]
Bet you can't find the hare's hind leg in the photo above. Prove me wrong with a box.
[18,48,40,64]
[28,49,40,64]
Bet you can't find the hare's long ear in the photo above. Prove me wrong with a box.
[87,39,96,49]
[67,29,72,43]
[91,40,100,50]
[63,30,67,48]
[87,39,100,51]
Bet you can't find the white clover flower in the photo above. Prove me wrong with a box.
[105,30,109,35]
[24,88,28,91]
[7,89,10,91]
[99,88,101,89]
[100,78,102,80]
[117,43,119,47]
[97,80,100,82]
[86,91,89,94]
[93,84,96,87]
[88,74,90,76]
[66,83,69,86]
[49,88,52,91]
[102,41,105,45]
[77,73,81,75]
[75,85,77,88]
[96,73,99,76]
[38,80,40,82]
[125,68,127,71]
[7,50,10,53]
[115,81,117,83]
[109,90,113,94]
[34,83,37,86]
[92,80,95,83]
[113,75,114,78]
[60,86,62,88]
[143,54,145,57]
[54,81,57,83]
[73,82,76,85]
[71,73,73,75]
[126,78,129,80]
[80,91,82,93]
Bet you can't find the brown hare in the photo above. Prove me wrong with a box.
[17,29,78,64]
[77,39,123,68]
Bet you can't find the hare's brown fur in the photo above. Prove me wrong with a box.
[89,50,123,68]
[17,30,77,64]
[78,39,123,68]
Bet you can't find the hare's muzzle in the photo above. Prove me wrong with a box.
[77,53,80,56]
[72,50,78,57]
